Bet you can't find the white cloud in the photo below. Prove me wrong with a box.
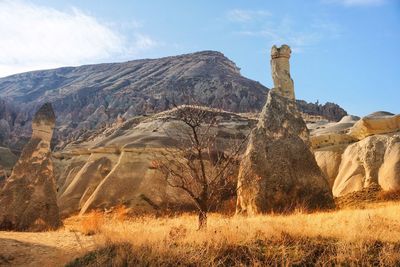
[227,9,271,22]
[235,16,341,53]
[323,0,386,6]
[0,1,158,77]
[133,34,158,50]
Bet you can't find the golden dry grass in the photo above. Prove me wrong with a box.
[66,201,400,266]
[79,210,104,236]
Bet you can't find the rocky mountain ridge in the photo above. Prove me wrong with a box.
[0,51,346,152]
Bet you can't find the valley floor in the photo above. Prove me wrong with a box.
[1,201,400,266]
[0,229,95,266]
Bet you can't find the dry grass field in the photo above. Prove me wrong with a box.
[1,201,400,266]
[62,201,400,266]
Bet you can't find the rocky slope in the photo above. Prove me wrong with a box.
[0,51,347,153]
[53,105,399,215]
[54,106,256,216]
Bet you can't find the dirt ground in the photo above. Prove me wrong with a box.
[0,229,95,266]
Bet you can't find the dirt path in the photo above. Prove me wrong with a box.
[0,230,96,266]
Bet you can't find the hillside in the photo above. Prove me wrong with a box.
[0,51,346,152]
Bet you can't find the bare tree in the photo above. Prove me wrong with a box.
[152,105,248,230]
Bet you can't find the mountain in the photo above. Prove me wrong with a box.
[0,51,347,152]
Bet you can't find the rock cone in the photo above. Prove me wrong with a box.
[0,103,61,231]
[236,92,334,215]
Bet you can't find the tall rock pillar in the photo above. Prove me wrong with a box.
[236,45,334,215]
[0,103,61,231]
[271,44,295,100]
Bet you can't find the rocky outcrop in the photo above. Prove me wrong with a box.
[236,92,334,215]
[349,112,400,140]
[308,115,358,151]
[311,112,400,197]
[297,100,348,122]
[332,134,400,197]
[0,103,61,231]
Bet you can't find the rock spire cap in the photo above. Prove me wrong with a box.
[271,44,291,59]
[32,102,56,126]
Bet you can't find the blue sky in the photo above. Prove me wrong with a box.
[0,0,399,116]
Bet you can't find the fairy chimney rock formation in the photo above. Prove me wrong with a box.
[236,45,333,215]
[0,103,61,231]
[271,44,295,100]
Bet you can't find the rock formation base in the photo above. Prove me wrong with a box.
[236,92,334,215]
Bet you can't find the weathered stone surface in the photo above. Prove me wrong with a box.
[332,134,400,197]
[308,115,359,136]
[57,154,116,217]
[314,148,344,188]
[349,113,400,140]
[0,147,17,172]
[0,147,17,188]
[54,107,255,216]
[236,92,334,215]
[310,112,400,197]
[311,133,357,149]
[378,138,400,191]
[0,166,6,188]
[0,103,61,231]
[270,45,295,100]
[79,149,193,215]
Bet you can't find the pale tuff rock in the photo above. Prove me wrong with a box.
[349,113,400,140]
[78,149,193,215]
[311,133,357,149]
[0,103,61,231]
[311,112,400,197]
[236,92,334,215]
[270,45,295,100]
[57,154,115,217]
[314,149,343,188]
[54,107,255,216]
[332,134,400,197]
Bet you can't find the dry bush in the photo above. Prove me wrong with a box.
[112,205,131,221]
[66,201,400,266]
[80,210,105,236]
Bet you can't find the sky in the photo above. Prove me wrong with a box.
[0,0,399,116]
